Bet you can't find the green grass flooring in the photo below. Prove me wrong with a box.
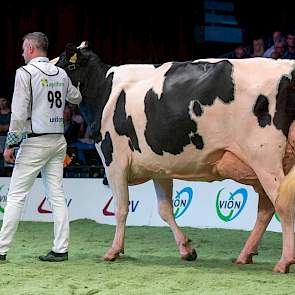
[0,219,294,295]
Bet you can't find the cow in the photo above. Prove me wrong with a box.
[55,42,295,273]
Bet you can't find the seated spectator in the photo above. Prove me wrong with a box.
[251,37,265,57]
[0,96,11,136]
[272,39,286,59]
[67,103,84,138]
[263,30,283,57]
[270,51,280,59]
[282,31,295,59]
[64,104,82,144]
[233,45,248,59]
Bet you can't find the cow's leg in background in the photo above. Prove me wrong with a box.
[153,179,197,261]
[273,168,295,273]
[235,184,275,264]
[103,173,129,261]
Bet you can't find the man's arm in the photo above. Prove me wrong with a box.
[66,77,82,105]
[4,68,31,162]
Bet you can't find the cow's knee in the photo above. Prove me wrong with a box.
[158,200,173,223]
[115,206,129,223]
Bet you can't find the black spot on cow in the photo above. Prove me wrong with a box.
[113,90,141,153]
[193,100,203,116]
[273,69,295,137]
[144,60,234,155]
[253,95,271,127]
[191,133,204,149]
[101,131,113,166]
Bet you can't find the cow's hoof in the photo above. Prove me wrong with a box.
[103,253,120,261]
[181,249,197,261]
[273,263,290,273]
[103,249,121,261]
[273,259,295,273]
[234,252,258,264]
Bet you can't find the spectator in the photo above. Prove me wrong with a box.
[263,30,283,57]
[67,103,84,138]
[233,45,248,58]
[251,37,265,57]
[270,51,280,59]
[272,39,286,59]
[282,31,295,59]
[64,104,82,144]
[0,96,11,136]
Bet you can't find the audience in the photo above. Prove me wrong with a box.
[233,45,249,59]
[0,96,11,136]
[272,39,286,59]
[251,37,265,57]
[282,31,295,59]
[263,30,283,57]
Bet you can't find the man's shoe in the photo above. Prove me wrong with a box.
[0,254,6,261]
[39,251,68,262]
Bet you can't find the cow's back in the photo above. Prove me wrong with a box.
[101,58,295,182]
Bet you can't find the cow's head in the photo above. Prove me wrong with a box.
[56,42,112,142]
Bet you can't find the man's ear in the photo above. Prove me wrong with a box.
[29,43,34,53]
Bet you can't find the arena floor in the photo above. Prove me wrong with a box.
[0,220,294,295]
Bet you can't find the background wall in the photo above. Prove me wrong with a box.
[0,1,294,97]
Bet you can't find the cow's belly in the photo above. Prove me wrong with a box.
[128,145,225,182]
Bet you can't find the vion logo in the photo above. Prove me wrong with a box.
[0,184,8,213]
[216,188,247,222]
[173,187,193,219]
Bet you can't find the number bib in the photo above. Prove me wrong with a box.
[23,62,69,134]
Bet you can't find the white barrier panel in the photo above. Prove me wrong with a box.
[0,177,282,232]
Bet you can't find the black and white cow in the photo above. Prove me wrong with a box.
[56,42,295,273]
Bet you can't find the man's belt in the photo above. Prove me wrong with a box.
[27,133,63,138]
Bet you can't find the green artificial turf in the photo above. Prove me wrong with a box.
[0,219,294,295]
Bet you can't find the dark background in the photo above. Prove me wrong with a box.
[0,0,294,98]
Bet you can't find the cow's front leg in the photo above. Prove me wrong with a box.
[236,184,275,264]
[153,179,197,261]
[103,174,129,261]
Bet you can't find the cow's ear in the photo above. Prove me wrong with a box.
[84,41,92,49]
[65,43,78,62]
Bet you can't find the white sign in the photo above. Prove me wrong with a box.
[0,177,282,232]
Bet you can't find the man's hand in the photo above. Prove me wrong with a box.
[4,147,15,164]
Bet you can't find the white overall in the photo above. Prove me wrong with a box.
[0,57,81,255]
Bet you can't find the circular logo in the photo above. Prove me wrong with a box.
[173,187,193,219]
[216,188,247,222]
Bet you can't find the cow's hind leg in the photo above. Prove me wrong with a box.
[235,184,275,264]
[273,168,295,273]
[153,179,197,261]
[247,168,295,273]
[103,174,129,261]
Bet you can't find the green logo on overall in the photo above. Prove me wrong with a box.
[40,78,48,87]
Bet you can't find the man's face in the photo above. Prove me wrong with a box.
[0,98,8,108]
[22,39,33,64]
[287,34,295,47]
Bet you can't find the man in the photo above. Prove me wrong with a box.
[0,32,82,262]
